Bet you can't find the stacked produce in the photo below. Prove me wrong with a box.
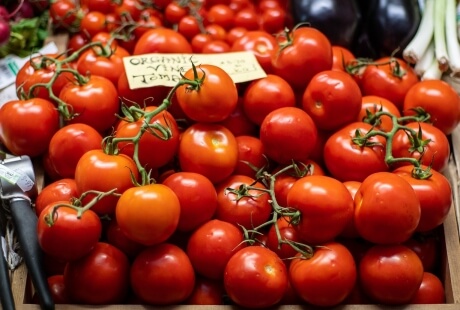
[0,0,458,308]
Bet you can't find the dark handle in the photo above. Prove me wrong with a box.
[10,198,54,310]
[0,236,15,310]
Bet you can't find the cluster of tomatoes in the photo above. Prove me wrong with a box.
[1,0,459,308]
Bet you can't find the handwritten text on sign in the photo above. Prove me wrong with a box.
[123,51,267,89]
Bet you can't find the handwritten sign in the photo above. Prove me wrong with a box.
[122,51,267,89]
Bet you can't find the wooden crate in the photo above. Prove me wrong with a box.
[9,161,460,309]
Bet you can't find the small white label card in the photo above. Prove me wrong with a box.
[122,51,267,89]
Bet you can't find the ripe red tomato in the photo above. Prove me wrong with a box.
[360,57,419,110]
[175,64,238,123]
[354,172,421,244]
[186,277,225,305]
[74,150,139,215]
[234,135,266,177]
[46,275,69,304]
[259,107,318,164]
[115,183,180,245]
[76,45,130,86]
[215,174,272,229]
[47,123,103,179]
[15,54,73,102]
[105,218,146,259]
[359,244,424,305]
[302,69,362,131]
[224,246,288,308]
[178,123,239,184]
[410,272,445,304]
[217,98,258,137]
[331,45,356,72]
[162,172,217,232]
[79,11,107,38]
[186,219,245,280]
[35,178,78,217]
[231,30,278,73]
[64,242,130,304]
[404,233,440,272]
[287,175,354,244]
[130,243,195,305]
[49,0,81,29]
[391,122,450,172]
[59,75,120,133]
[403,79,460,135]
[0,98,59,157]
[357,95,401,132]
[323,122,389,182]
[289,242,357,307]
[393,165,452,232]
[37,202,102,262]
[271,26,332,91]
[178,15,201,41]
[115,106,180,170]
[242,74,296,125]
[207,4,235,30]
[266,216,301,260]
[133,28,193,54]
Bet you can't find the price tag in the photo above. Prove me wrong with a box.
[0,164,34,192]
[122,51,267,89]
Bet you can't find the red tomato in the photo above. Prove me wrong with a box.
[231,30,277,73]
[266,216,301,260]
[391,122,450,172]
[340,180,362,239]
[359,244,424,305]
[260,7,287,34]
[47,123,103,179]
[224,246,288,308]
[162,172,218,232]
[215,174,272,229]
[178,15,201,40]
[67,33,90,54]
[186,277,225,305]
[234,135,266,177]
[134,9,163,38]
[403,79,460,135]
[164,2,188,24]
[76,45,130,87]
[178,123,239,184]
[217,97,258,137]
[242,74,296,125]
[115,106,180,170]
[354,172,421,244]
[35,179,78,217]
[201,40,231,53]
[207,4,235,30]
[357,95,401,132]
[225,26,248,45]
[133,28,193,54]
[0,98,59,157]
[410,272,445,304]
[331,45,356,72]
[37,202,102,262]
[191,33,213,53]
[15,54,73,102]
[289,242,357,307]
[74,150,139,215]
[80,11,107,38]
[176,64,238,122]
[360,57,419,110]
[271,26,332,91]
[59,75,120,133]
[186,219,245,280]
[105,218,146,259]
[302,69,362,131]
[46,275,69,304]
[49,0,81,29]
[323,122,389,182]
[233,8,260,31]
[64,242,130,304]
[287,175,354,244]
[81,0,116,14]
[130,243,195,305]
[404,233,440,272]
[259,107,318,164]
[393,165,452,232]
[205,24,228,41]
[113,0,144,20]
[115,184,180,245]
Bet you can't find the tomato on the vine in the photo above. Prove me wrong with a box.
[175,64,238,123]
[115,183,180,246]
[35,179,78,217]
[410,272,446,304]
[357,95,401,132]
[289,242,357,307]
[133,28,193,54]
